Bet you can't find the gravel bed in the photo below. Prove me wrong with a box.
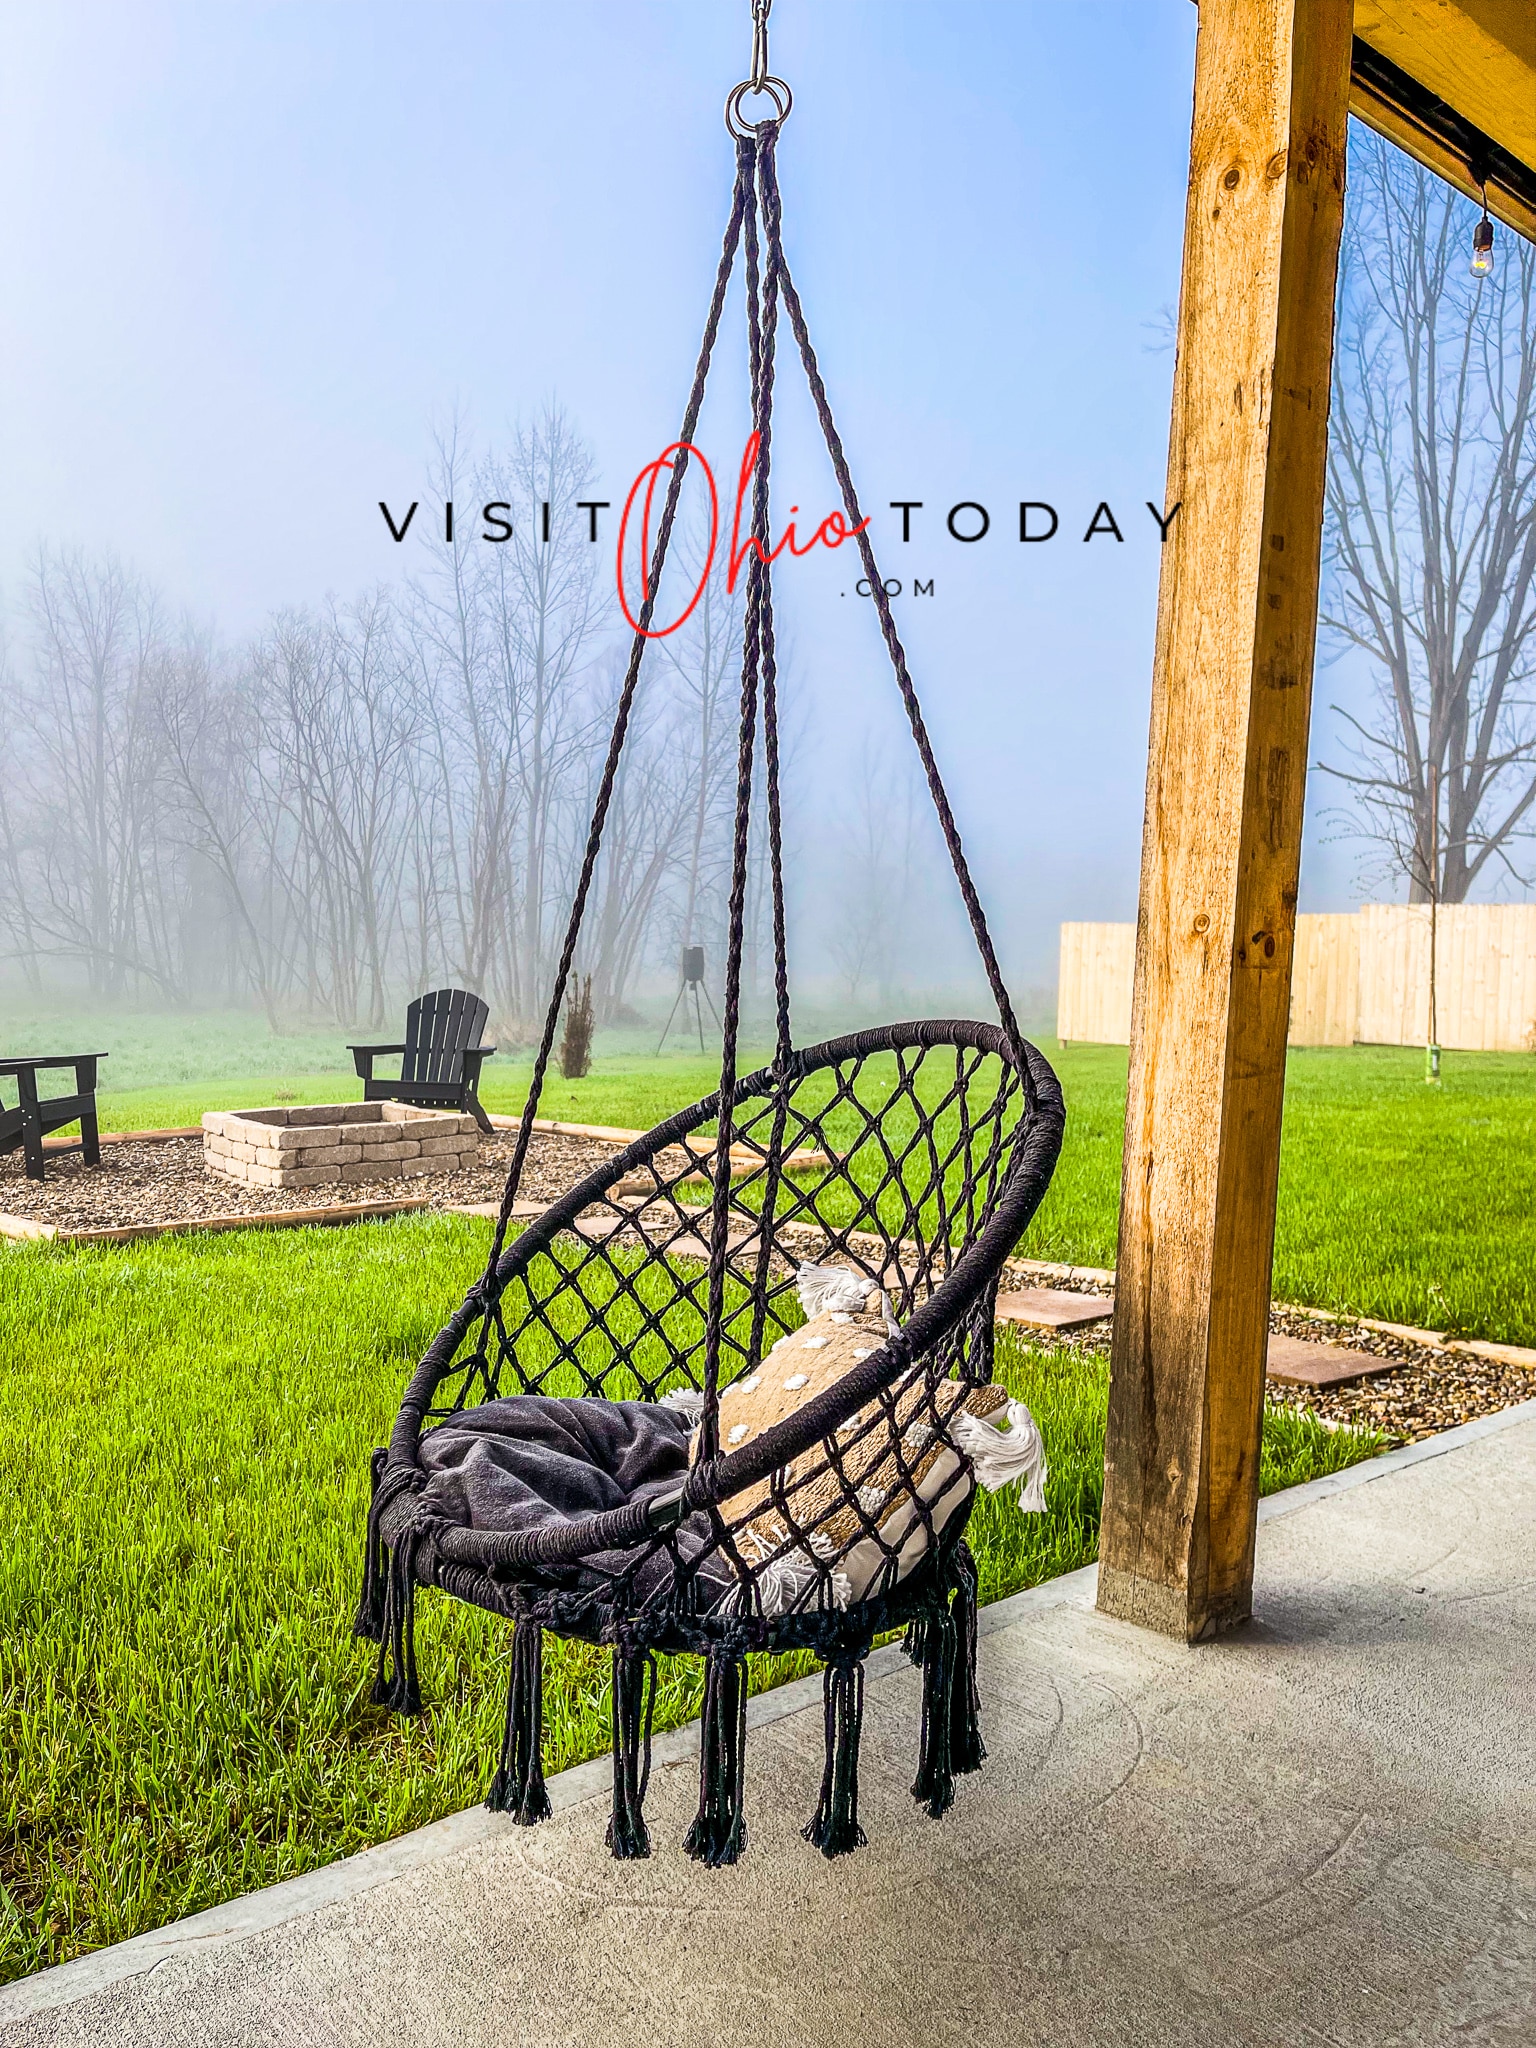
[993,1291,1532,1443]
[1263,1306,1535,1442]
[1261,1351,1534,1443]
[0,1131,615,1232]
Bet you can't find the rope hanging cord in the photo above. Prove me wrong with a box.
[473,140,758,1302]
[755,134,1030,1091]
[485,120,1029,1268]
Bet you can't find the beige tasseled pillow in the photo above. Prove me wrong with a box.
[705,1302,1008,1611]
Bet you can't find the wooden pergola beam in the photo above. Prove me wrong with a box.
[1101,0,1535,1645]
[1097,0,1354,1641]
[1350,28,1536,239]
[1353,1,1536,181]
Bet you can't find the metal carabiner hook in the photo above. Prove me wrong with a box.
[727,0,791,138]
[750,0,772,92]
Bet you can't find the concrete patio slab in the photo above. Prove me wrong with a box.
[4,1400,1533,2048]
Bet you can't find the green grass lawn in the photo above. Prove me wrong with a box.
[0,1213,1383,1984]
[1021,1040,1536,1344]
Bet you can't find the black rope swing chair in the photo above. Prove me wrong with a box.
[357,24,1066,1866]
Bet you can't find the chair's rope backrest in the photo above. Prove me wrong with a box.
[429,1027,1029,1421]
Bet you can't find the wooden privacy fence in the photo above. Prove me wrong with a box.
[1059,905,1536,1050]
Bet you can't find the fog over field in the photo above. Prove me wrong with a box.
[1,2,1529,1032]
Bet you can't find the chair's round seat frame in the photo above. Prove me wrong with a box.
[375,1020,1063,1663]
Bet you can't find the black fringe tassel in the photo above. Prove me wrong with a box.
[370,1518,426,1717]
[487,1622,552,1825]
[353,1448,390,1643]
[684,1648,748,1867]
[802,1654,867,1857]
[357,1451,432,1721]
[948,1545,986,1777]
[901,1617,929,1666]
[911,1605,956,1818]
[605,1645,657,1860]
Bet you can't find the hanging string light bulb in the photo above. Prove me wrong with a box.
[1471,181,1494,278]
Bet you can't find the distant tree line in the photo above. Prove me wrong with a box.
[0,410,767,1034]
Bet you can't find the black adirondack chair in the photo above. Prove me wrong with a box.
[0,1053,106,1181]
[349,990,496,1135]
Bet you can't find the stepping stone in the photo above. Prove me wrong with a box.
[1265,1334,1400,1388]
[995,1287,1114,1331]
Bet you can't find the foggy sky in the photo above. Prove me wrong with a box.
[0,1,1368,989]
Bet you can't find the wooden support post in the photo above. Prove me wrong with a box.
[1098,0,1353,1642]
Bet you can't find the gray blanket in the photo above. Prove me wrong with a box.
[416,1394,731,1605]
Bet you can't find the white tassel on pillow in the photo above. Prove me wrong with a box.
[795,1260,897,1333]
[949,1399,1049,1512]
[660,1386,706,1424]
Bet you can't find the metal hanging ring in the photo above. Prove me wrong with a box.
[725,75,792,139]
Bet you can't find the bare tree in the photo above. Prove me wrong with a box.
[0,623,45,994]
[155,629,291,1027]
[479,409,604,1029]
[253,598,416,1027]
[1320,130,1536,901]
[15,548,179,996]
[826,740,927,1008]
[0,408,764,1030]
[401,409,605,1035]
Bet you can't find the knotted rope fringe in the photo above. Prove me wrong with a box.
[948,1544,987,1777]
[803,1651,867,1858]
[487,1622,552,1825]
[684,1648,748,1866]
[606,1645,658,1860]
[371,1522,427,1717]
[356,1450,432,1716]
[911,1602,957,1818]
[353,1447,392,1643]
[911,1546,986,1815]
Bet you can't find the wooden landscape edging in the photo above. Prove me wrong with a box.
[0,1196,432,1246]
[41,1124,202,1151]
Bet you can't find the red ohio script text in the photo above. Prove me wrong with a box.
[616,433,869,638]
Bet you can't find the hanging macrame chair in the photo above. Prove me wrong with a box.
[356,21,1065,1866]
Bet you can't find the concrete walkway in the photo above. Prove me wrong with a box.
[5,1402,1534,2048]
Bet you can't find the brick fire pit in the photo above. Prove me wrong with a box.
[202,1103,479,1190]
